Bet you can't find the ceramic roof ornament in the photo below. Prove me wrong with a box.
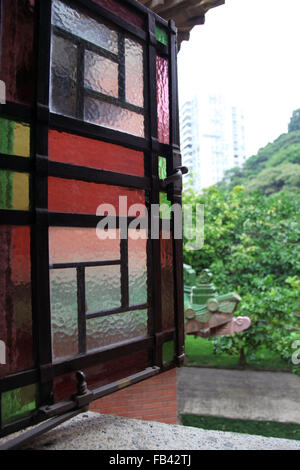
[184,266,251,338]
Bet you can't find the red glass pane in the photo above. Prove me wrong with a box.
[0,0,35,105]
[48,177,146,216]
[53,350,150,402]
[49,130,144,177]
[49,227,120,264]
[92,0,144,30]
[161,231,174,330]
[156,56,170,145]
[0,226,33,377]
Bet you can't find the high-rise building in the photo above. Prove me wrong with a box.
[180,93,247,191]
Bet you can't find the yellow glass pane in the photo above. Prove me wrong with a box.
[13,172,29,210]
[13,122,30,157]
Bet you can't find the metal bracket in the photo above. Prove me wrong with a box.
[160,166,188,190]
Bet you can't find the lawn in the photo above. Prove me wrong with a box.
[181,414,300,441]
[184,335,296,373]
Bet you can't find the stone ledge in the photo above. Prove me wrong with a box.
[4,411,299,450]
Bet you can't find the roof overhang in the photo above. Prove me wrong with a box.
[138,0,225,45]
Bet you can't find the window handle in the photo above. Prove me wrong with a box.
[160,166,189,190]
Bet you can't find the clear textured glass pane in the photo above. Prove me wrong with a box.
[50,34,77,117]
[49,227,120,264]
[1,384,37,426]
[125,38,144,107]
[50,269,78,360]
[52,0,118,54]
[84,97,144,137]
[85,50,118,97]
[128,232,147,305]
[86,309,147,351]
[0,226,33,378]
[0,118,30,157]
[0,171,29,211]
[85,265,121,314]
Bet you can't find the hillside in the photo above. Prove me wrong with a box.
[219,124,300,195]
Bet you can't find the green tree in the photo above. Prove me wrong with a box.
[183,186,300,365]
[288,108,300,133]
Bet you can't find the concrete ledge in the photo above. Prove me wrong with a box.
[9,412,300,450]
[178,368,300,424]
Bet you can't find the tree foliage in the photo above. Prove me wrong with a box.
[288,108,300,133]
[183,186,300,365]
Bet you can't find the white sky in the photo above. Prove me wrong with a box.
[178,0,300,157]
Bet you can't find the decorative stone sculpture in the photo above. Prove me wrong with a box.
[184,266,251,338]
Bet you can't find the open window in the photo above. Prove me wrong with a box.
[0,0,184,438]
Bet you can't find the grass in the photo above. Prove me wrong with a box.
[184,335,296,373]
[181,414,300,441]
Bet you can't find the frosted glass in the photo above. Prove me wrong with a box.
[52,0,118,54]
[157,56,170,144]
[86,309,148,351]
[50,269,78,360]
[84,97,144,137]
[1,384,37,426]
[125,38,144,107]
[85,50,118,97]
[49,227,120,264]
[85,265,121,314]
[50,34,78,117]
[128,232,147,305]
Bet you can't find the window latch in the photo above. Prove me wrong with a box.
[160,166,189,190]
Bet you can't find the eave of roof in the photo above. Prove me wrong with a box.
[138,0,225,45]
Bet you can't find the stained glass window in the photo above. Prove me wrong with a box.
[161,231,175,331]
[163,340,175,365]
[1,384,38,426]
[0,226,33,377]
[155,26,168,46]
[0,171,29,211]
[50,0,145,137]
[48,178,145,215]
[49,227,148,360]
[0,119,30,158]
[49,130,145,176]
[156,56,170,144]
[0,0,35,105]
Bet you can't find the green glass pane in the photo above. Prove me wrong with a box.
[0,118,30,157]
[1,384,37,426]
[155,26,168,46]
[160,192,171,220]
[163,340,175,365]
[0,170,29,210]
[158,156,167,179]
